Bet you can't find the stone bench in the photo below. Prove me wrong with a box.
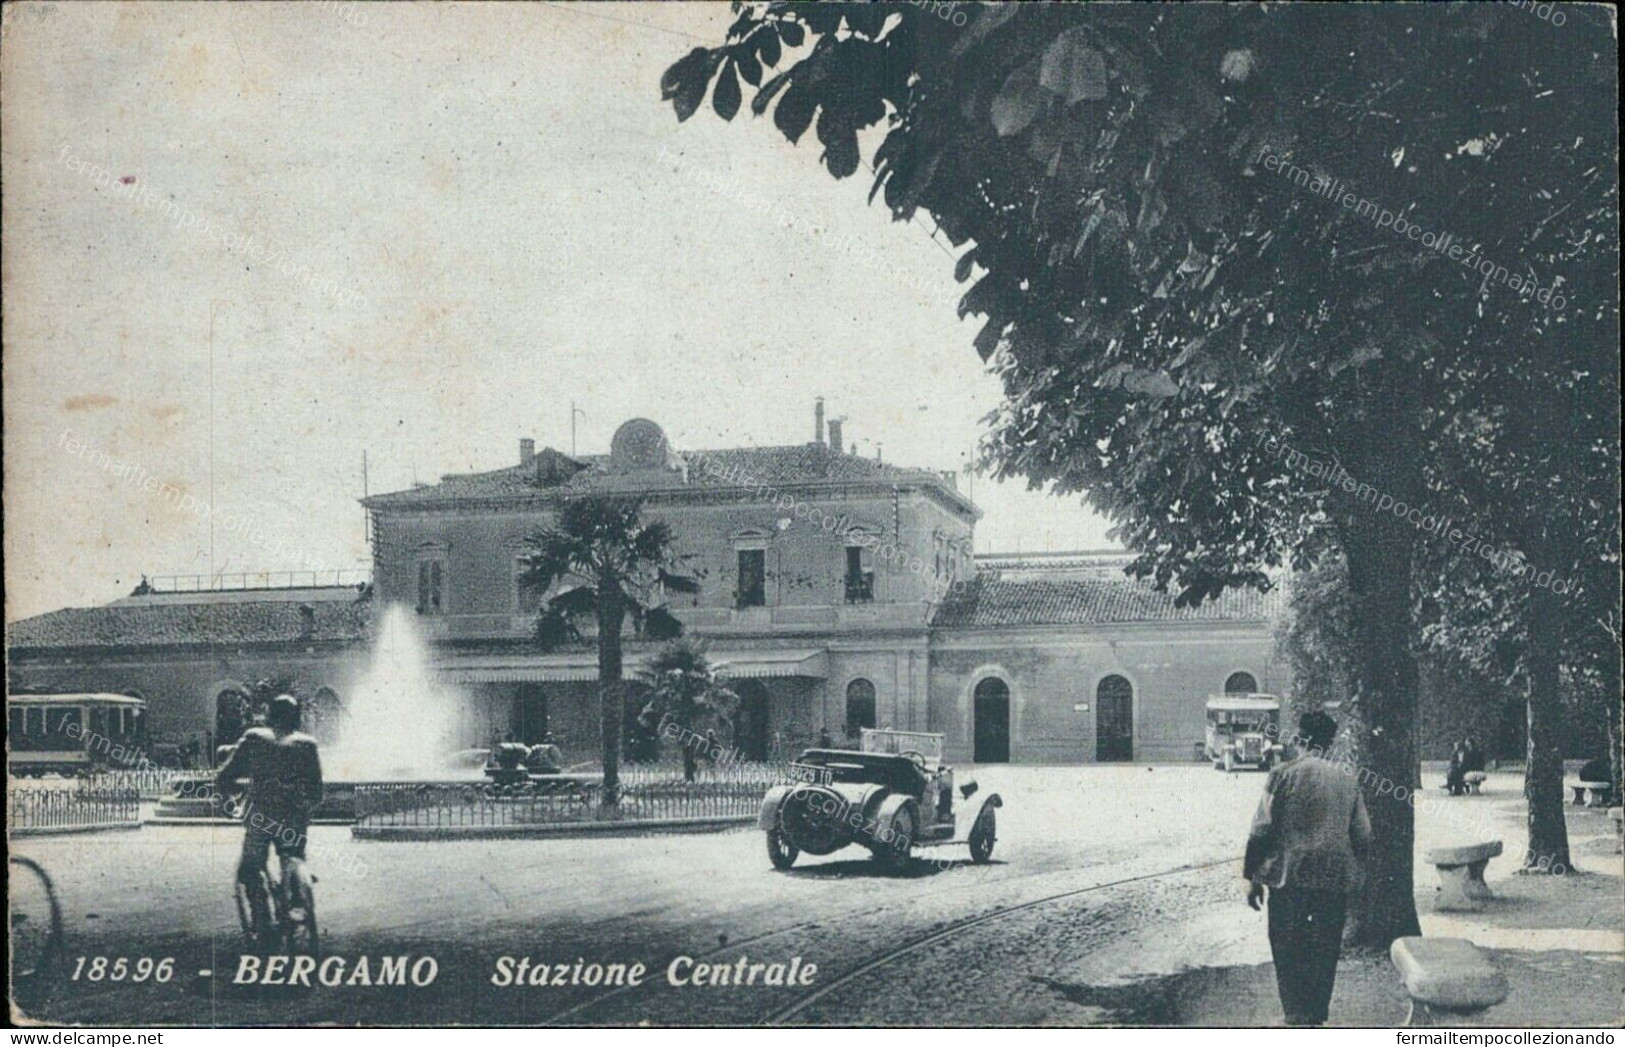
[1424,840,1503,912]
[1463,771,1487,794]
[1568,779,1612,806]
[1390,937,1508,1026]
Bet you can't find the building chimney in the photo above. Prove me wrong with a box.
[828,418,844,455]
[519,438,535,465]
[814,397,826,445]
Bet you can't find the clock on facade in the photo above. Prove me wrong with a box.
[610,418,669,469]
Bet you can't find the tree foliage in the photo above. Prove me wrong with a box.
[636,638,739,782]
[520,497,699,800]
[662,1,1618,941]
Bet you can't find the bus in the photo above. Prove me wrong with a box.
[1204,693,1283,772]
[6,693,148,777]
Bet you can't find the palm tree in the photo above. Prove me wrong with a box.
[519,496,696,807]
[637,638,738,782]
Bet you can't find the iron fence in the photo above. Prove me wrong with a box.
[9,786,141,832]
[354,761,790,830]
[79,767,192,800]
[147,569,369,593]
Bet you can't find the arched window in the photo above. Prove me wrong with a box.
[844,679,877,738]
[1225,671,1259,695]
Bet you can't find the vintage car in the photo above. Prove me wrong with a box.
[1205,694,1283,772]
[757,728,1002,870]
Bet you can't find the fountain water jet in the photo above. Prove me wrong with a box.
[328,604,472,781]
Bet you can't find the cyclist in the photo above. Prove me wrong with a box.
[216,694,323,943]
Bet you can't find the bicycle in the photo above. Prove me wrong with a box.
[10,855,65,1008]
[235,849,319,958]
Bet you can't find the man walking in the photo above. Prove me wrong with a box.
[1244,711,1372,1026]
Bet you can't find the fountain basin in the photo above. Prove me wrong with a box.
[152,773,603,824]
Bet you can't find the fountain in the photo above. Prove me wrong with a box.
[155,604,485,823]
[328,604,469,781]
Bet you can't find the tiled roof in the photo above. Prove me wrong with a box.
[363,445,962,508]
[8,592,371,652]
[932,573,1281,628]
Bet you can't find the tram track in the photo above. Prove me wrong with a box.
[543,851,1240,1026]
[540,849,1069,1025]
[762,854,1239,1025]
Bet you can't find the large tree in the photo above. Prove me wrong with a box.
[520,496,696,805]
[662,2,1616,944]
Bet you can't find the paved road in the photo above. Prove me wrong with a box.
[8,765,1587,1025]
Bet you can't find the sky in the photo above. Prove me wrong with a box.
[1,1,1115,623]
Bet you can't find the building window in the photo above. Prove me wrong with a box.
[515,557,543,614]
[844,545,874,603]
[736,549,766,608]
[1225,671,1259,695]
[844,679,877,737]
[417,559,445,615]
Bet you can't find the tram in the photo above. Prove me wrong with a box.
[6,692,148,777]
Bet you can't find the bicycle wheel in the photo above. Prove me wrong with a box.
[10,856,64,1007]
[280,862,320,959]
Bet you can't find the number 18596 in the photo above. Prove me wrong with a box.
[71,957,175,982]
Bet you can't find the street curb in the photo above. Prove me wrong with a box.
[144,816,356,827]
[12,822,143,837]
[350,814,756,841]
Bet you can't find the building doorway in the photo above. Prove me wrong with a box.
[309,687,344,745]
[735,681,771,762]
[973,677,1010,763]
[509,684,548,746]
[1095,675,1134,762]
[214,688,249,754]
[844,678,877,740]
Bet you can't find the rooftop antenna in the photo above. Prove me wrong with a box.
[208,299,223,583]
[362,450,370,549]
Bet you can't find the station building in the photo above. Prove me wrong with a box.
[7,407,1282,765]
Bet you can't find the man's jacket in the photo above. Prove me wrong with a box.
[216,727,324,822]
[1244,754,1372,891]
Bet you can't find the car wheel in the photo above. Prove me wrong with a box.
[968,808,996,864]
[1223,751,1235,773]
[874,806,914,872]
[766,828,798,870]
